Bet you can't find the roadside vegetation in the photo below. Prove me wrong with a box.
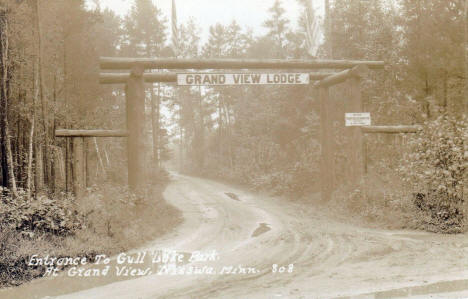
[399,115,467,233]
[330,115,467,233]
[0,171,182,287]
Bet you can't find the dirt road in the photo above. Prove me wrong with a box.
[3,174,468,299]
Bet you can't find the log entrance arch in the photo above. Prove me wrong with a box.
[56,57,400,200]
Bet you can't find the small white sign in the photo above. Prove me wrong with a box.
[345,113,371,126]
[177,73,310,86]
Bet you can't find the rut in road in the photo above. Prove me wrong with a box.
[3,174,468,299]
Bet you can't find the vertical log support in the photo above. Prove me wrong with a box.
[84,138,89,187]
[125,65,146,190]
[65,139,70,193]
[72,137,85,197]
[320,87,333,201]
[362,134,368,175]
[347,76,364,186]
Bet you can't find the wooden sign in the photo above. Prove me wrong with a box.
[345,113,371,126]
[177,73,310,86]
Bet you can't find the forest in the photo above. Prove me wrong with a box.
[0,0,466,289]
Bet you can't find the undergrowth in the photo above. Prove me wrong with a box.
[0,170,181,288]
[330,176,420,231]
[331,115,467,234]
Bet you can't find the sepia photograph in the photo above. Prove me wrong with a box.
[0,0,466,298]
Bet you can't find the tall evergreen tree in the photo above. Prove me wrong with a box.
[122,0,166,57]
[263,0,290,57]
[400,0,465,117]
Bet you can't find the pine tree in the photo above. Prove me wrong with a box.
[263,0,290,57]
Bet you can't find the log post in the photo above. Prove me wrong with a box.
[65,139,70,193]
[125,65,146,190]
[72,137,85,197]
[320,87,334,201]
[362,134,368,175]
[84,138,89,187]
[347,76,364,187]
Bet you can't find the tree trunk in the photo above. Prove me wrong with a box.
[26,115,35,199]
[0,14,18,197]
[16,107,22,187]
[27,63,38,199]
[35,0,49,190]
[4,121,17,197]
[104,147,110,167]
[324,0,332,58]
[93,137,106,180]
[465,0,468,114]
[50,73,57,192]
[1,141,7,187]
[35,143,43,191]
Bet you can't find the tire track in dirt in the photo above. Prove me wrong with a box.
[3,174,468,299]
[150,175,468,299]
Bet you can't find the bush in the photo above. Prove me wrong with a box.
[0,225,44,287]
[398,115,467,233]
[0,188,83,236]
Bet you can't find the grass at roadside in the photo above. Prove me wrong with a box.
[327,173,466,234]
[328,179,419,230]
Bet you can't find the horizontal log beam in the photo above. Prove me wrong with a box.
[99,71,337,84]
[100,72,177,84]
[100,57,385,71]
[315,65,369,88]
[55,129,128,137]
[361,125,422,134]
